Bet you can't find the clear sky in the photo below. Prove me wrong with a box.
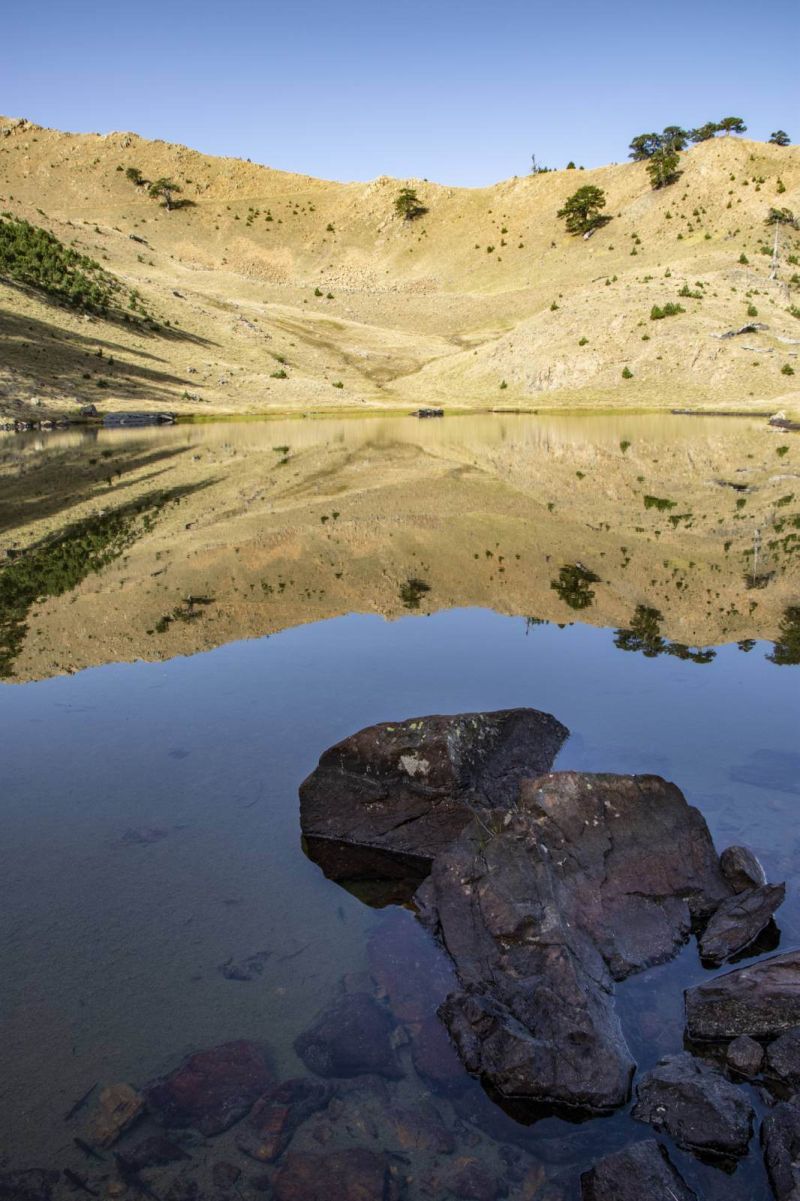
[4,0,798,186]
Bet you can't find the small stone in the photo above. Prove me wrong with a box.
[727,1034,764,1077]
[720,845,767,892]
[89,1083,144,1147]
[237,1078,331,1162]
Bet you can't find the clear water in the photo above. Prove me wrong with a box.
[0,415,798,1199]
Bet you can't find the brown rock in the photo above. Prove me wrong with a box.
[89,1083,144,1147]
[237,1078,332,1162]
[273,1148,402,1201]
[300,709,568,895]
[145,1040,271,1135]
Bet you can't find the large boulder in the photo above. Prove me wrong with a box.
[762,1098,800,1201]
[580,1139,697,1201]
[145,1041,271,1135]
[698,884,785,966]
[299,709,568,894]
[686,952,800,1041]
[417,773,732,1112]
[632,1052,754,1157]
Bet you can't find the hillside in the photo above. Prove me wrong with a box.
[1,116,799,419]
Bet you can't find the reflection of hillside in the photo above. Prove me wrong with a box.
[0,414,797,681]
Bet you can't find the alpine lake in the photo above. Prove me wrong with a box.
[0,411,798,1201]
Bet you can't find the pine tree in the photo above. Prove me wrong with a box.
[557,186,607,235]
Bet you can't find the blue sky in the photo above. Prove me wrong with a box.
[4,0,798,185]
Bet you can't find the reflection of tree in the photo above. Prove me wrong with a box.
[550,564,599,610]
[399,577,431,610]
[768,606,800,666]
[614,605,716,665]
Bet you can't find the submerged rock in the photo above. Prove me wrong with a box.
[698,883,785,965]
[299,708,568,895]
[632,1051,754,1157]
[273,1148,404,1201]
[766,1028,800,1089]
[294,992,403,1080]
[237,1078,332,1162]
[762,1098,800,1200]
[89,1083,144,1147]
[145,1040,271,1135]
[418,772,730,1112]
[720,845,768,892]
[122,1136,192,1170]
[686,952,800,1041]
[434,1155,509,1200]
[580,1140,697,1201]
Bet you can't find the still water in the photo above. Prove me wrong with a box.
[0,414,798,1200]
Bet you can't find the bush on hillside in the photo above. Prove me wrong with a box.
[0,214,120,313]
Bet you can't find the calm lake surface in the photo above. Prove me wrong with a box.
[0,413,798,1199]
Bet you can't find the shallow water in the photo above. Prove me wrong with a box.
[0,414,798,1199]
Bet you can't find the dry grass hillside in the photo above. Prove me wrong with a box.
[1,116,800,418]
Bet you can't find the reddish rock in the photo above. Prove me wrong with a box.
[273,1148,403,1201]
[294,993,403,1080]
[146,1040,271,1135]
[237,1078,332,1162]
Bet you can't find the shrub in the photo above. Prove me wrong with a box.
[650,302,684,319]
[781,364,795,375]
[622,366,633,379]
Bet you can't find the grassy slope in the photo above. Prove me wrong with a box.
[1,115,799,417]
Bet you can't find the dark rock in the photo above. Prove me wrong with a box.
[294,993,403,1080]
[762,1098,800,1200]
[163,1173,199,1201]
[146,1040,271,1135]
[435,1155,508,1200]
[727,1034,764,1077]
[686,952,800,1041]
[767,1028,800,1088]
[273,1148,403,1201]
[699,883,785,965]
[632,1051,753,1157]
[237,1078,332,1162]
[211,1162,241,1189]
[0,1171,60,1201]
[299,708,568,894]
[418,772,730,1112]
[123,1136,192,1170]
[720,845,768,892]
[219,950,271,981]
[580,1140,697,1201]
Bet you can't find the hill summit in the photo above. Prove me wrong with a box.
[1,116,799,418]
